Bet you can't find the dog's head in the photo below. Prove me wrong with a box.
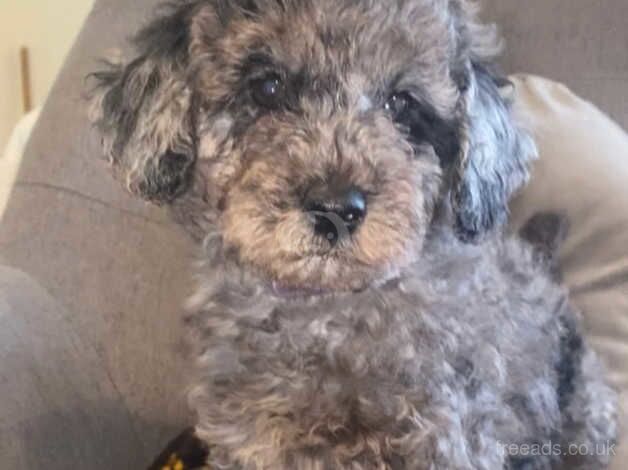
[90,0,534,291]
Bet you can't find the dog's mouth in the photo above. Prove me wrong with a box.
[269,278,368,300]
[224,204,421,295]
[266,212,371,298]
[269,280,330,299]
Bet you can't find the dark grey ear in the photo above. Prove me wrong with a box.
[450,63,536,241]
[89,2,199,203]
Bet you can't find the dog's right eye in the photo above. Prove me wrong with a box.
[384,92,413,122]
[251,74,284,109]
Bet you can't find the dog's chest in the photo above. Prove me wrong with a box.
[189,239,569,468]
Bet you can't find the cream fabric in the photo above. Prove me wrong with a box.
[0,108,41,219]
[510,75,628,465]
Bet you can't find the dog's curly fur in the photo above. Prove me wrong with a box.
[90,1,618,468]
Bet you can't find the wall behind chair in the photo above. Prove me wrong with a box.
[0,0,94,150]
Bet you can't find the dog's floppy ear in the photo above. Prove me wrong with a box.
[450,64,535,241]
[448,1,537,241]
[89,2,200,204]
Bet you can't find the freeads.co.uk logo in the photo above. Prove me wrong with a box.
[498,440,616,459]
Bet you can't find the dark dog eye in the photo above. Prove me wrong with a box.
[384,92,413,121]
[384,91,460,166]
[251,74,284,109]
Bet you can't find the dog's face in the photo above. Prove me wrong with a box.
[91,0,534,292]
[197,0,457,291]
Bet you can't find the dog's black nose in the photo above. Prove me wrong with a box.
[304,187,367,243]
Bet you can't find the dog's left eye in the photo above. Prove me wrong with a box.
[384,92,413,121]
[251,74,284,109]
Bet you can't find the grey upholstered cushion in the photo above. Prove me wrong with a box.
[484,0,628,129]
[0,266,154,468]
[0,0,626,468]
[0,1,194,466]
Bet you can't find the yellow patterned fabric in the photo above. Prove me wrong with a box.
[161,453,185,470]
[147,428,209,470]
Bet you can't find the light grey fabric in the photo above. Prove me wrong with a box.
[0,0,193,466]
[0,265,163,468]
[484,0,628,130]
[0,0,626,468]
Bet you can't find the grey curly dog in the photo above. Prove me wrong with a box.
[90,1,618,468]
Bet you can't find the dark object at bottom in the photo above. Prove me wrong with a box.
[147,427,209,470]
